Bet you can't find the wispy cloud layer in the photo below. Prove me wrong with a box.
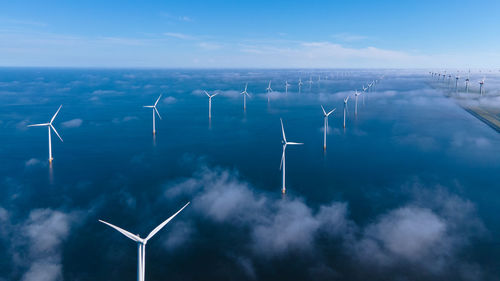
[164,32,195,40]
[2,27,497,68]
[160,163,486,279]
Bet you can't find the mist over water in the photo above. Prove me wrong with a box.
[1,68,500,281]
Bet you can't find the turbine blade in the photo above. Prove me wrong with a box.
[50,124,63,142]
[280,118,286,142]
[321,105,326,116]
[144,105,154,108]
[327,108,336,116]
[204,91,210,97]
[286,142,303,145]
[155,107,162,120]
[50,105,62,124]
[154,94,162,107]
[27,123,50,127]
[99,220,142,242]
[145,202,190,241]
[211,93,219,98]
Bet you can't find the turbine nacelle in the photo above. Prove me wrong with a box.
[241,83,250,96]
[143,94,162,120]
[205,90,218,99]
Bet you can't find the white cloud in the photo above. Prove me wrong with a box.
[161,164,485,279]
[91,90,121,95]
[21,261,61,281]
[1,27,498,67]
[61,118,82,128]
[331,33,369,42]
[164,32,195,40]
[199,42,222,50]
[25,158,42,167]
[162,96,177,104]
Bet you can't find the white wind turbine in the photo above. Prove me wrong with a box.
[343,96,349,128]
[280,118,303,194]
[143,95,162,135]
[479,78,485,96]
[298,78,303,92]
[354,90,361,116]
[241,83,250,110]
[27,105,64,163]
[285,81,290,94]
[99,202,190,281]
[321,105,336,150]
[204,91,218,119]
[465,74,470,93]
[266,80,273,103]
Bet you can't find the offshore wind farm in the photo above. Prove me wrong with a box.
[2,1,500,281]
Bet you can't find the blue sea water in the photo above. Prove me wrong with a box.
[0,68,499,281]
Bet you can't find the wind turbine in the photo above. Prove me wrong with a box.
[321,105,336,150]
[298,78,303,93]
[308,76,313,90]
[143,95,162,135]
[266,80,273,103]
[241,83,250,110]
[354,90,361,116]
[280,118,303,194]
[465,74,470,93]
[27,105,63,163]
[204,91,218,119]
[285,81,290,94]
[479,78,485,96]
[343,96,349,128]
[99,202,190,281]
[455,76,459,91]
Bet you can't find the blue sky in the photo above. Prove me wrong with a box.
[1,0,500,68]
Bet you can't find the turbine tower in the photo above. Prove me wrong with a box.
[143,95,162,135]
[321,105,336,150]
[27,105,64,163]
[285,81,290,94]
[479,78,485,96]
[343,96,349,128]
[241,83,250,110]
[354,90,361,116]
[266,80,273,103]
[204,91,218,119]
[99,202,190,281]
[465,74,470,93]
[280,118,303,194]
[298,78,303,93]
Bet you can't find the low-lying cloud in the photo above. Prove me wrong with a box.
[161,164,485,279]
[61,118,82,128]
[0,208,81,281]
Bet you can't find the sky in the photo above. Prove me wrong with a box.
[1,0,500,68]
